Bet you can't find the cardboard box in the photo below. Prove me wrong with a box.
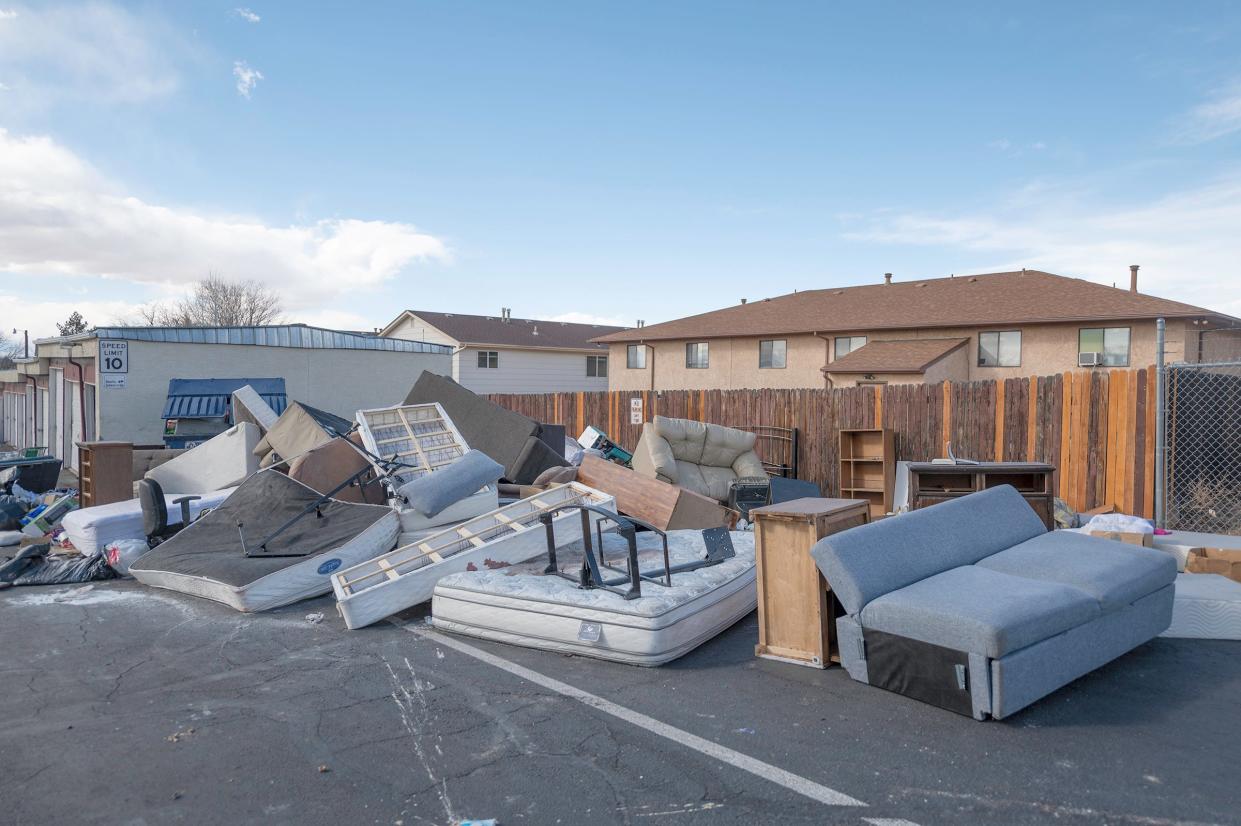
[1186,548,1241,583]
[1087,530,1154,548]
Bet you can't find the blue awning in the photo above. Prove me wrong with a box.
[161,378,288,420]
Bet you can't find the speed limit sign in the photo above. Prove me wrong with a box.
[100,341,128,373]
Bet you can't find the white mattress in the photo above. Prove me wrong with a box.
[144,423,261,493]
[432,531,756,665]
[1161,573,1241,640]
[334,483,615,630]
[60,488,236,557]
[397,485,498,533]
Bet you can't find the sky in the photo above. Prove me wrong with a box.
[1,1,1240,342]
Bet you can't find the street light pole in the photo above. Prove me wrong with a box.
[11,328,28,358]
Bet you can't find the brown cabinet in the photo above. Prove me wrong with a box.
[838,428,895,518]
[77,441,134,507]
[907,462,1056,529]
[752,498,870,668]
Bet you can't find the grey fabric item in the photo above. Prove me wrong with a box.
[977,531,1177,612]
[403,372,567,484]
[859,566,1101,658]
[968,651,992,721]
[834,614,870,684]
[130,470,392,586]
[532,465,578,487]
[397,449,503,518]
[811,485,1048,615]
[990,585,1174,719]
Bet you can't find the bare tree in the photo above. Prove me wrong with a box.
[0,329,16,369]
[134,275,284,327]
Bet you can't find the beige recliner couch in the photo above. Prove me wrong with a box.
[631,416,767,503]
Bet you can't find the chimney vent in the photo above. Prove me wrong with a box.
[637,320,645,328]
[1130,265,1139,293]
[741,298,747,304]
[883,273,893,285]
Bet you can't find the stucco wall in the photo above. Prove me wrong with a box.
[608,318,1180,391]
[454,346,611,394]
[97,341,451,444]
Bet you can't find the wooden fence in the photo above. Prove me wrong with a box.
[489,367,1158,517]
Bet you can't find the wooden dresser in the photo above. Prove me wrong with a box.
[752,498,870,668]
[77,441,134,507]
[906,462,1056,529]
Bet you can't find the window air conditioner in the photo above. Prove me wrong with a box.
[1078,352,1103,367]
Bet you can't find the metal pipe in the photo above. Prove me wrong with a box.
[24,375,37,449]
[63,344,88,452]
[1155,317,1166,529]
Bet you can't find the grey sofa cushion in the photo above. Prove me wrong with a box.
[812,485,1048,615]
[976,531,1177,612]
[396,450,503,518]
[860,566,1101,658]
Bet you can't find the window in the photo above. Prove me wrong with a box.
[586,355,608,377]
[834,336,867,360]
[685,342,709,369]
[978,331,1021,367]
[477,350,499,369]
[759,339,787,369]
[1079,327,1130,366]
[626,344,647,369]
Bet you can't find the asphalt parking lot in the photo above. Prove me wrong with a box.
[1,580,1237,826]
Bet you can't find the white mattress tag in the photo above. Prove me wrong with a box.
[577,621,602,642]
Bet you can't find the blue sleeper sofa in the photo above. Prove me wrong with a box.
[811,485,1177,720]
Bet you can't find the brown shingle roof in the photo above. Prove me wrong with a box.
[400,310,627,351]
[823,338,969,374]
[593,270,1231,343]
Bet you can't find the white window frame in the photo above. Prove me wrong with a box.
[1079,327,1130,367]
[477,350,499,369]
[834,335,867,360]
[626,344,647,369]
[586,355,608,377]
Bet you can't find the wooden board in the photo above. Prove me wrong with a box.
[576,455,737,531]
[752,498,869,668]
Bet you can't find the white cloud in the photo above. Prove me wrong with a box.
[0,129,450,315]
[0,3,180,106]
[0,293,144,340]
[1173,85,1241,144]
[233,7,260,23]
[233,60,262,98]
[842,174,1241,316]
[548,311,631,327]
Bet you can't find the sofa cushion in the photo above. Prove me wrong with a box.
[396,449,503,518]
[700,423,757,469]
[860,566,1101,658]
[674,461,709,498]
[812,485,1048,615]
[699,465,738,502]
[653,416,708,464]
[976,531,1177,612]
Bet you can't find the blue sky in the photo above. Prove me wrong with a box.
[2,1,1240,340]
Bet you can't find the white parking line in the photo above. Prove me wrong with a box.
[393,620,868,808]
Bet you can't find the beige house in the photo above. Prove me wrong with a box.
[595,269,1236,391]
[381,309,627,394]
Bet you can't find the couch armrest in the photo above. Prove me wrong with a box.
[633,427,678,483]
[732,450,767,479]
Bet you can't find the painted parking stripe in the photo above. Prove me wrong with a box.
[862,819,923,826]
[394,620,867,808]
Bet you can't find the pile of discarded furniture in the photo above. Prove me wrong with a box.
[7,385,1239,722]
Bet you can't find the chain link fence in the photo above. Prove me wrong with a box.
[1164,326,1241,534]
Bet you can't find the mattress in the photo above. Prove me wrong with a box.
[1161,573,1241,640]
[61,488,236,557]
[130,471,399,612]
[431,530,756,665]
[333,482,615,629]
[144,423,261,493]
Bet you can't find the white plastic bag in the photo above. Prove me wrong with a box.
[1084,513,1153,535]
[104,539,151,576]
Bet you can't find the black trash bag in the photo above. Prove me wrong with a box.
[0,544,119,588]
[0,495,26,532]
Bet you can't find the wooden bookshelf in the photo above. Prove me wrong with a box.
[78,441,133,507]
[837,428,895,519]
